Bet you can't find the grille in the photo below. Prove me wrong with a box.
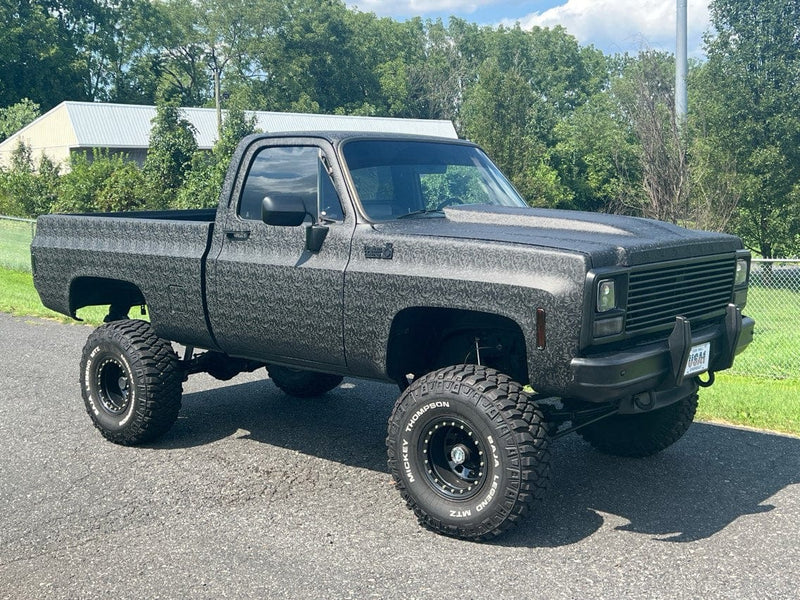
[625,255,736,336]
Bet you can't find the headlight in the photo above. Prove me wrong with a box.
[735,259,748,286]
[597,279,616,312]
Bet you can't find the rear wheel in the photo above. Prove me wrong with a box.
[266,365,343,398]
[577,392,698,457]
[386,364,550,540]
[80,320,182,445]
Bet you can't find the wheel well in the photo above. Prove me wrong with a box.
[386,307,528,385]
[69,277,145,317]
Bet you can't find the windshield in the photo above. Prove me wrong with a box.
[342,140,528,221]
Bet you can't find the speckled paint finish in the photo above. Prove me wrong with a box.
[32,212,218,349]
[344,225,588,391]
[31,131,747,399]
[205,136,355,367]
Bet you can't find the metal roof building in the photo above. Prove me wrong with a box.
[0,101,458,170]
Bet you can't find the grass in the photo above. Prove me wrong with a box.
[730,285,800,379]
[697,373,800,436]
[0,218,36,272]
[0,266,107,324]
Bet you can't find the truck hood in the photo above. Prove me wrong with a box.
[374,205,742,268]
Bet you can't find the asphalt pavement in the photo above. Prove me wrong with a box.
[1,312,798,599]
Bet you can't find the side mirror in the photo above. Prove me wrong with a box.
[261,196,307,227]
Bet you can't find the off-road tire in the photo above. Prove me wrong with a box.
[386,364,550,540]
[266,365,343,398]
[577,393,698,457]
[80,320,182,445]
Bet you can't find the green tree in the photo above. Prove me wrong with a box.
[553,90,643,213]
[0,0,87,108]
[177,107,258,209]
[142,102,198,207]
[462,58,570,206]
[701,0,800,257]
[0,99,41,141]
[460,25,605,207]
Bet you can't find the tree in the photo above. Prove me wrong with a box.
[462,57,570,206]
[55,151,148,213]
[0,99,40,141]
[460,25,605,207]
[615,51,689,224]
[177,106,258,209]
[701,0,800,257]
[553,90,643,213]
[142,102,198,207]
[0,0,87,109]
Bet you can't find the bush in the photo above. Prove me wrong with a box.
[54,151,148,214]
[0,141,60,217]
[176,107,257,209]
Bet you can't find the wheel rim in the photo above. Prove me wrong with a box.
[421,417,487,500]
[96,357,131,415]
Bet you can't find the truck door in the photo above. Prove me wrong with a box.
[206,140,353,367]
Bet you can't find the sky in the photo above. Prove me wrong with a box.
[344,1,713,58]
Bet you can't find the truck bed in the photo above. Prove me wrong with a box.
[32,209,218,349]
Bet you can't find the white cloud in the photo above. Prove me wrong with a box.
[506,0,711,56]
[348,0,501,17]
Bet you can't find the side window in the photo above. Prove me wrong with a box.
[238,146,344,222]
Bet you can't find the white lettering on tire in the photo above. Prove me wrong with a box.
[475,474,500,513]
[402,438,414,483]
[405,401,450,433]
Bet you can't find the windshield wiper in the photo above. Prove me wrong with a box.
[396,209,444,220]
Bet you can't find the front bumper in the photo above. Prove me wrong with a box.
[569,304,754,403]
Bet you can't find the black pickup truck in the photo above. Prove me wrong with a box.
[32,132,754,540]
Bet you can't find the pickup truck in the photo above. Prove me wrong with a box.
[31,131,754,540]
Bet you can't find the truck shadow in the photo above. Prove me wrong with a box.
[155,377,800,549]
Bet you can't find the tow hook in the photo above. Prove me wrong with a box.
[696,371,715,388]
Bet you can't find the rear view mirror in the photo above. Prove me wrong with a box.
[261,196,307,227]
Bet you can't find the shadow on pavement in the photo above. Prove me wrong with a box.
[153,377,800,549]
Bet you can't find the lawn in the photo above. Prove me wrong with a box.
[0,266,107,324]
[697,373,800,436]
[730,285,800,379]
[0,217,36,272]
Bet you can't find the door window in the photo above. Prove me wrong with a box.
[238,146,344,222]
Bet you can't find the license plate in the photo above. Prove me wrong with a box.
[684,342,711,376]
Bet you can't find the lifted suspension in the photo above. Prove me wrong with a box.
[531,395,619,440]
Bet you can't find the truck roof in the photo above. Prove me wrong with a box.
[244,130,472,146]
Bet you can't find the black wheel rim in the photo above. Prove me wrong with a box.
[421,417,487,500]
[96,357,131,415]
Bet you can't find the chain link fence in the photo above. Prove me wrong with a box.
[731,259,800,379]
[0,214,797,378]
[0,215,36,272]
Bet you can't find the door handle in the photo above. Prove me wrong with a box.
[225,230,251,241]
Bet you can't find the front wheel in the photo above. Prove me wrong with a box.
[386,365,550,540]
[80,320,182,445]
[577,392,698,457]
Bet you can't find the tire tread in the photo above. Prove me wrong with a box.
[80,319,182,445]
[387,364,550,540]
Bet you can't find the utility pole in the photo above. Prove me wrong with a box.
[676,0,688,123]
[214,67,222,138]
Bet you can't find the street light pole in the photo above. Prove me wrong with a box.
[676,0,688,122]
